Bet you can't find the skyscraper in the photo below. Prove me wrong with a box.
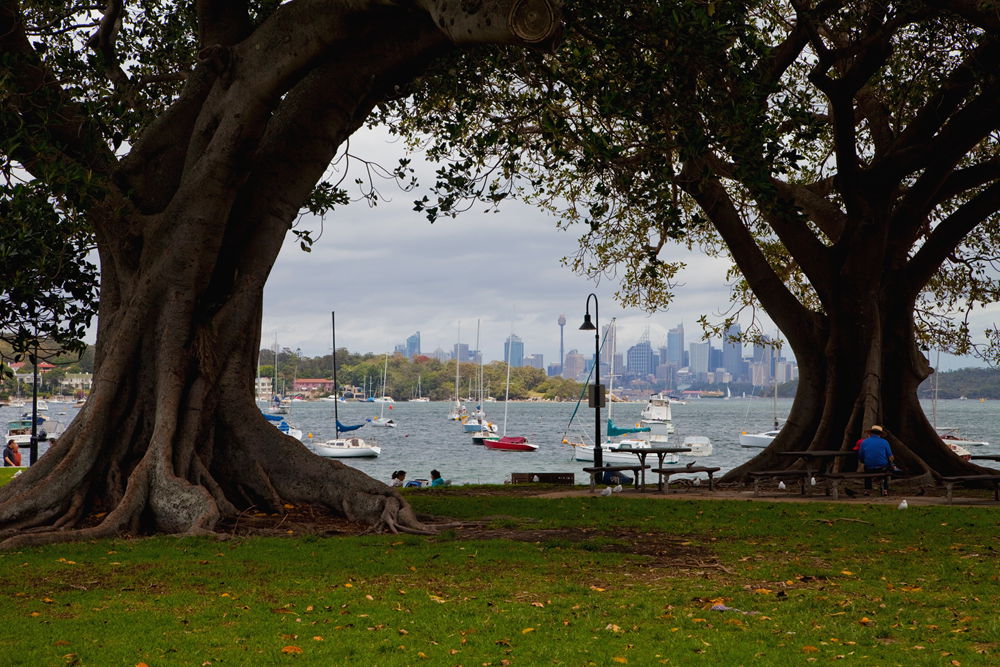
[667,324,685,366]
[504,334,524,368]
[557,314,566,375]
[722,324,742,380]
[405,331,421,358]
[689,341,710,375]
[626,340,655,377]
[600,323,616,365]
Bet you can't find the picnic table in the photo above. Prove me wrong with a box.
[775,450,856,477]
[611,446,692,491]
[971,455,1000,462]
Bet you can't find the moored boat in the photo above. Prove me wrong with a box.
[309,436,381,458]
[484,436,538,452]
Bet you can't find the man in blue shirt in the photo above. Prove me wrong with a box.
[858,425,894,496]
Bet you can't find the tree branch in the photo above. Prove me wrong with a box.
[196,0,253,48]
[85,0,128,89]
[906,180,1000,290]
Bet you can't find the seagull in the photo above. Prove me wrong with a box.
[613,484,623,493]
[778,481,786,490]
[810,476,817,486]
[897,499,908,510]
[600,486,613,496]
[693,478,701,486]
[532,475,540,482]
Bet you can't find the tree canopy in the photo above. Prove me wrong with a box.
[380,0,999,476]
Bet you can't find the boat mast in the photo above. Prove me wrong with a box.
[332,312,339,438]
[501,319,513,436]
[455,322,461,404]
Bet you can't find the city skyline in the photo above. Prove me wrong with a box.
[254,126,995,374]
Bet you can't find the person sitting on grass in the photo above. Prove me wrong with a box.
[3,439,21,467]
[858,425,894,497]
[429,469,448,487]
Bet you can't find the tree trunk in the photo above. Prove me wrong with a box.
[0,0,562,548]
[723,277,990,483]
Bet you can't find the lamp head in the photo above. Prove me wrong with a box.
[579,312,596,331]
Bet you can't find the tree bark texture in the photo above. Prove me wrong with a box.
[0,0,561,548]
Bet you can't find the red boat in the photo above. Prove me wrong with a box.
[484,436,538,452]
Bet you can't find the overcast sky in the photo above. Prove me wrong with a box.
[259,127,993,373]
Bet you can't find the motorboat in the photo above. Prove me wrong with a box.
[470,427,498,445]
[936,427,988,448]
[369,355,397,427]
[368,416,396,428]
[484,436,538,452]
[640,394,675,434]
[739,429,779,448]
[308,436,381,458]
[681,436,714,456]
[4,414,66,446]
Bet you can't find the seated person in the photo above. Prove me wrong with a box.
[857,425,894,496]
[429,469,449,487]
[389,470,407,487]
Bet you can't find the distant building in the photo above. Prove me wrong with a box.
[722,324,743,381]
[626,340,656,377]
[430,347,449,362]
[504,334,524,368]
[689,341,710,375]
[600,324,616,365]
[547,362,562,377]
[524,353,544,370]
[294,378,334,393]
[562,349,585,380]
[453,343,471,362]
[405,331,421,358]
[62,373,93,392]
[667,324,685,366]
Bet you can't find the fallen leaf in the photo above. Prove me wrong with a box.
[590,585,606,592]
[840,570,854,576]
[522,627,535,634]
[312,636,323,641]
[281,646,302,654]
[859,617,873,626]
[753,588,772,595]
[612,658,628,664]
[54,641,71,647]
[802,646,819,653]
[531,601,545,608]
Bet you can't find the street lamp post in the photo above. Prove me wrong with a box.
[579,294,604,468]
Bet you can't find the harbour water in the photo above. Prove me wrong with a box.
[4,398,998,485]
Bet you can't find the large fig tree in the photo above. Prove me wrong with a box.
[0,0,560,548]
[382,0,1000,480]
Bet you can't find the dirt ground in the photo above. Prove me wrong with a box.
[216,479,998,540]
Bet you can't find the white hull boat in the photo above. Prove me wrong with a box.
[309,437,381,458]
[739,430,779,448]
[570,439,679,465]
[681,436,713,456]
[369,417,396,428]
[640,394,675,434]
[936,427,988,448]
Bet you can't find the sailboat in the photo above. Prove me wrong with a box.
[369,354,396,427]
[448,323,468,421]
[739,368,783,448]
[409,375,430,402]
[467,320,498,438]
[930,349,982,458]
[484,330,537,452]
[309,312,380,458]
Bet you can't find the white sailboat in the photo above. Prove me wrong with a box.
[409,375,430,402]
[309,312,380,458]
[467,320,498,437]
[369,354,396,427]
[448,323,468,421]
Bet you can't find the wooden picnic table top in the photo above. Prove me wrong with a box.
[971,455,1000,462]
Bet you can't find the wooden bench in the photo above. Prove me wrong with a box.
[652,466,721,493]
[820,472,892,499]
[748,470,811,496]
[510,472,575,485]
[582,465,649,492]
[938,474,1000,504]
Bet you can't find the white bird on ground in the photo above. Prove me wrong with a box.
[613,484,623,493]
[778,481,786,490]
[810,476,817,486]
[693,478,701,486]
[532,475,540,482]
[898,499,908,510]
[600,486,613,497]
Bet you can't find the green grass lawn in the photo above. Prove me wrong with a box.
[1,490,997,665]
